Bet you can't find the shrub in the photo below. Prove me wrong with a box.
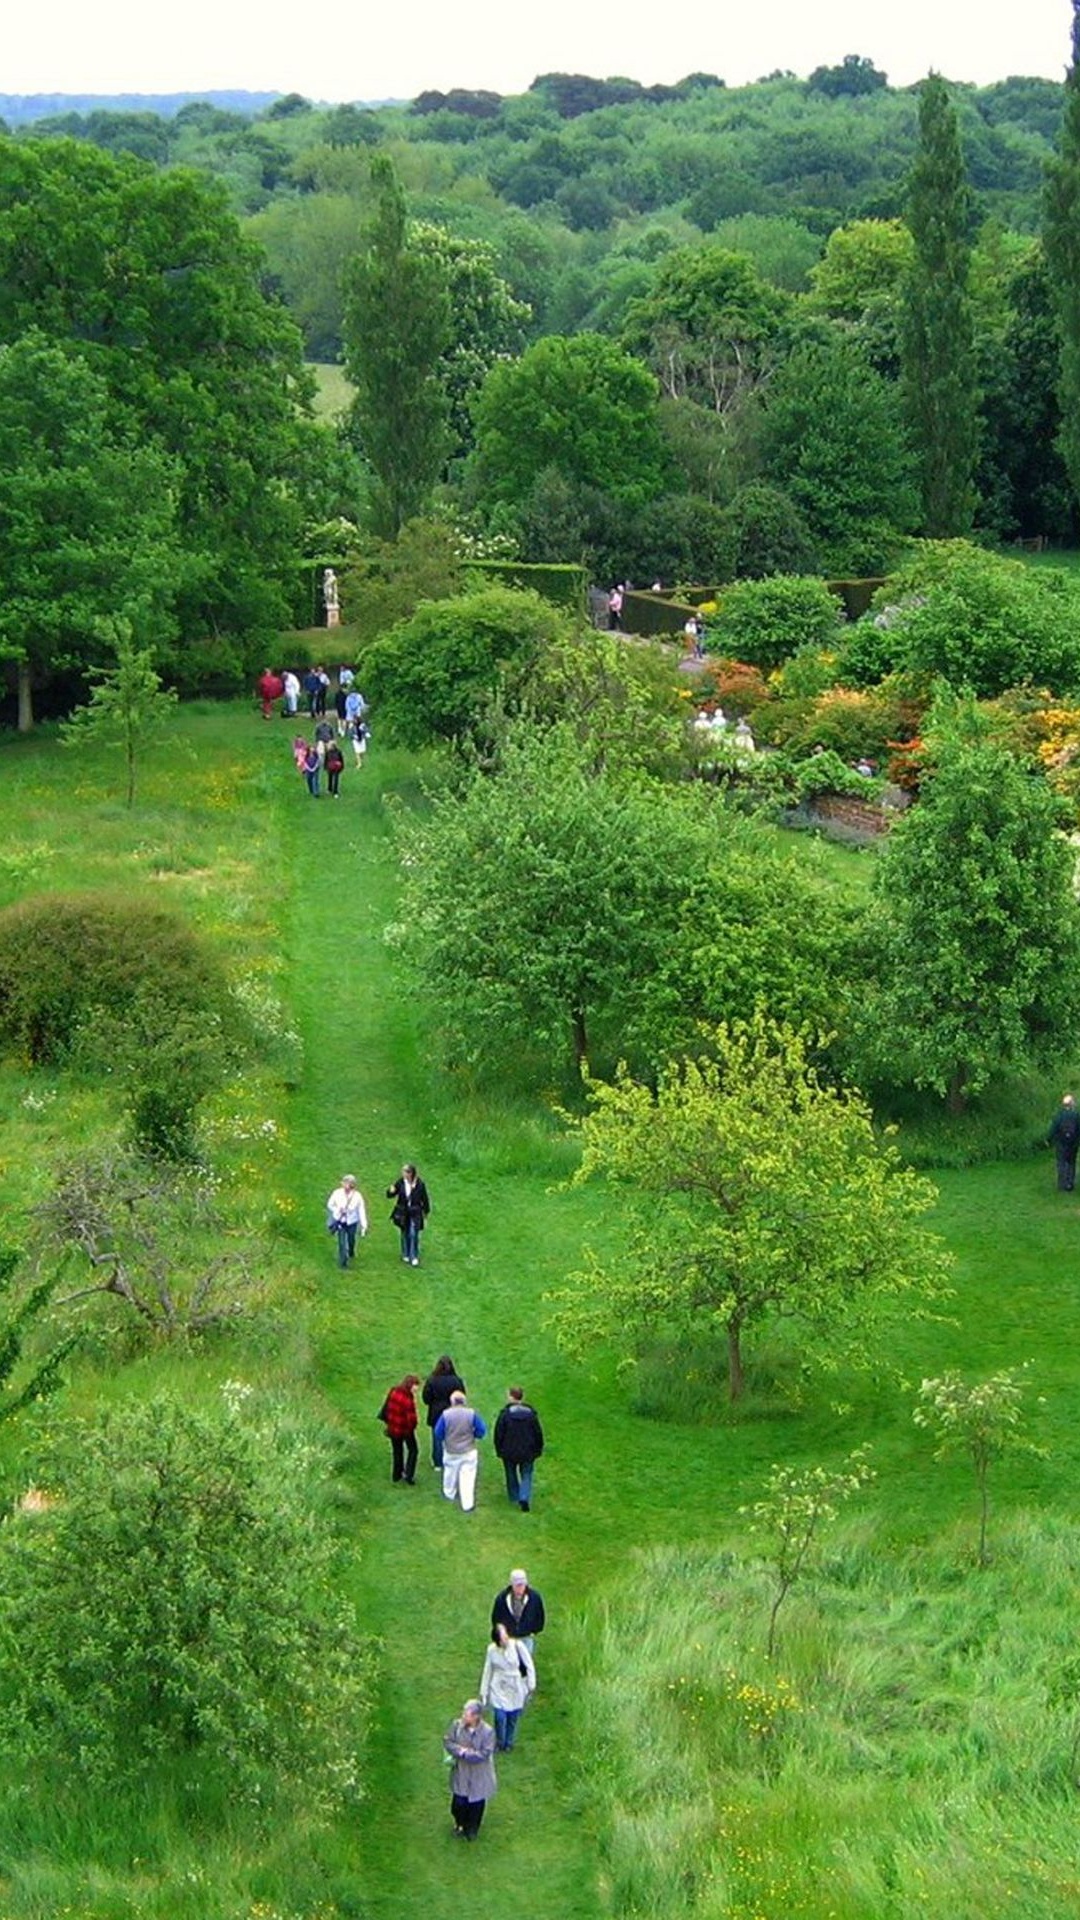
[701,658,772,717]
[709,576,842,671]
[0,1390,368,1807]
[363,584,577,749]
[868,542,1080,697]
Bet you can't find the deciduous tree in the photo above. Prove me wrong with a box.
[1043,0,1080,516]
[550,1016,950,1400]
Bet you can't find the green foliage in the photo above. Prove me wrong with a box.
[621,243,789,414]
[397,727,713,1077]
[745,1448,875,1655]
[914,1367,1044,1564]
[902,75,981,535]
[551,1015,951,1400]
[471,331,669,513]
[1043,4,1080,519]
[464,557,586,609]
[861,695,1080,1107]
[363,584,574,749]
[60,625,178,806]
[0,138,317,665]
[709,575,842,670]
[723,481,818,578]
[761,333,919,573]
[339,516,463,648]
[0,331,182,728]
[341,157,451,535]
[0,1246,76,1424]
[869,540,1080,695]
[410,221,530,459]
[0,1389,368,1805]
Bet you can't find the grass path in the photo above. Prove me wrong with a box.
[269,735,1080,1916]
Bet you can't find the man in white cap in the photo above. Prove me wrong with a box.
[491,1567,546,1658]
[326,1174,367,1268]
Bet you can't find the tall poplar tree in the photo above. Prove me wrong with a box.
[1043,0,1080,512]
[901,74,980,535]
[341,158,451,537]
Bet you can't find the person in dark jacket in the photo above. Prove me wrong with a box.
[378,1374,419,1484]
[422,1354,465,1469]
[493,1386,545,1511]
[1048,1092,1080,1191]
[325,740,345,797]
[491,1568,546,1656]
[385,1163,430,1266]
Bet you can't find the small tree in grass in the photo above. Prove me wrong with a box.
[914,1368,1044,1566]
[549,1015,951,1401]
[61,622,177,807]
[745,1448,875,1657]
[0,1246,76,1423]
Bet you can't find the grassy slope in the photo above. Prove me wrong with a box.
[1,707,1079,1915]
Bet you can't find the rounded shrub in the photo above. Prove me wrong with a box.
[710,575,843,671]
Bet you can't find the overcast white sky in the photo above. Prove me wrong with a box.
[3,0,1074,101]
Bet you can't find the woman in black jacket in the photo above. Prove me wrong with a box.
[386,1163,430,1266]
[421,1354,465,1470]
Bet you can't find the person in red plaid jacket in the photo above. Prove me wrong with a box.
[379,1374,420,1484]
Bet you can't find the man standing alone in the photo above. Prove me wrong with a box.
[1048,1092,1080,1192]
[494,1386,545,1512]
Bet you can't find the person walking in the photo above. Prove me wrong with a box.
[282,670,300,717]
[479,1623,535,1752]
[326,1174,368,1267]
[325,740,345,798]
[257,668,283,720]
[443,1700,497,1840]
[1048,1092,1080,1192]
[491,1568,545,1657]
[494,1386,545,1512]
[303,667,322,718]
[434,1389,486,1511]
[349,718,370,769]
[422,1355,466,1470]
[302,742,321,798]
[386,1163,430,1266]
[378,1374,420,1484]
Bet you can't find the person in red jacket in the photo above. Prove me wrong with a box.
[379,1374,420,1484]
[257,668,284,719]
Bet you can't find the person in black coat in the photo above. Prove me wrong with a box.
[491,1568,546,1656]
[386,1162,431,1266]
[422,1354,465,1469]
[493,1386,545,1512]
[1048,1092,1080,1191]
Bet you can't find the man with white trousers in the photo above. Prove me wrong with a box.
[434,1390,487,1511]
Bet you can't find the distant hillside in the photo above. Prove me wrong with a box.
[0,92,289,125]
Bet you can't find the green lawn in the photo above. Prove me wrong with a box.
[0,704,1077,1917]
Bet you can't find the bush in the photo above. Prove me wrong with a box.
[0,892,245,1156]
[465,557,587,610]
[0,1390,368,1808]
[709,575,843,671]
[868,542,1080,698]
[363,584,577,749]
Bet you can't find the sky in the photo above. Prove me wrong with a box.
[3,0,1074,102]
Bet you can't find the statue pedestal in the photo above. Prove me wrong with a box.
[326,606,340,628]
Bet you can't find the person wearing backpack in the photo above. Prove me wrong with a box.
[325,740,345,798]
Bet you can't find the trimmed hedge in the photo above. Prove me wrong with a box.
[622,591,698,638]
[464,559,587,611]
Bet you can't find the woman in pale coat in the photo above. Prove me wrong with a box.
[479,1622,536,1752]
[443,1699,497,1840]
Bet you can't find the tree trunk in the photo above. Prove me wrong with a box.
[17,659,33,733]
[946,1064,968,1116]
[571,1006,588,1070]
[727,1318,745,1401]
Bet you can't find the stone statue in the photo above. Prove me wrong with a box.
[322,567,340,629]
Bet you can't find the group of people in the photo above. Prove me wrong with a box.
[284,668,370,798]
[327,1165,550,1841]
[443,1568,548,1838]
[326,1164,430,1269]
[378,1358,544,1515]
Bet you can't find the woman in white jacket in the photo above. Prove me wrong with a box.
[479,1622,536,1752]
